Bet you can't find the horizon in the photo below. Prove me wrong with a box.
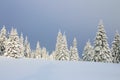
[0,23,119,56]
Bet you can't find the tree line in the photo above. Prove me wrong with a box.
[0,20,120,63]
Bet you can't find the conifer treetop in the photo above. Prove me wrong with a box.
[73,37,77,48]
[36,41,41,49]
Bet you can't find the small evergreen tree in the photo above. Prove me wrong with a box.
[0,26,7,56]
[31,50,36,58]
[93,20,112,62]
[35,41,42,59]
[41,47,49,60]
[111,31,120,63]
[82,40,94,61]
[70,38,79,61]
[49,51,55,60]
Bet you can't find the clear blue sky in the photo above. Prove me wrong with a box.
[0,0,120,55]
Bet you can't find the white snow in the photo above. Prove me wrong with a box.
[0,56,120,80]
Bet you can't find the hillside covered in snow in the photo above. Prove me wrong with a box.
[0,57,120,80]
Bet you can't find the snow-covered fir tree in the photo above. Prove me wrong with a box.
[54,31,70,61]
[54,31,63,60]
[35,41,42,59]
[111,31,120,63]
[70,38,79,61]
[93,20,112,62]
[0,26,7,56]
[61,34,70,60]
[41,47,49,60]
[20,33,25,57]
[4,28,24,58]
[31,50,36,58]
[49,51,55,60]
[24,36,31,58]
[82,40,94,61]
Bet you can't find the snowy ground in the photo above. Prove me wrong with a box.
[0,57,120,80]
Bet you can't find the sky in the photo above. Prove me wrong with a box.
[0,0,120,55]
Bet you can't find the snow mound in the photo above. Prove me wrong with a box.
[0,57,120,80]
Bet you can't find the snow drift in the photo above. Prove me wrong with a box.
[0,57,120,80]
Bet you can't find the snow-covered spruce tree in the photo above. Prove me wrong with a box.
[31,50,36,58]
[49,51,55,60]
[41,47,49,60]
[0,26,7,56]
[24,36,31,58]
[4,28,24,58]
[82,40,94,61]
[35,41,42,59]
[111,31,120,63]
[20,33,25,57]
[93,20,112,62]
[70,38,79,61]
[55,31,70,61]
[54,31,63,60]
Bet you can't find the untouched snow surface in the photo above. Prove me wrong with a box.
[0,57,120,80]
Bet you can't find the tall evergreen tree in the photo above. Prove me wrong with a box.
[55,31,70,61]
[24,36,31,58]
[82,40,94,61]
[54,31,63,60]
[0,26,7,56]
[111,31,120,63]
[20,33,25,57]
[4,28,24,58]
[93,20,112,62]
[70,38,79,61]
